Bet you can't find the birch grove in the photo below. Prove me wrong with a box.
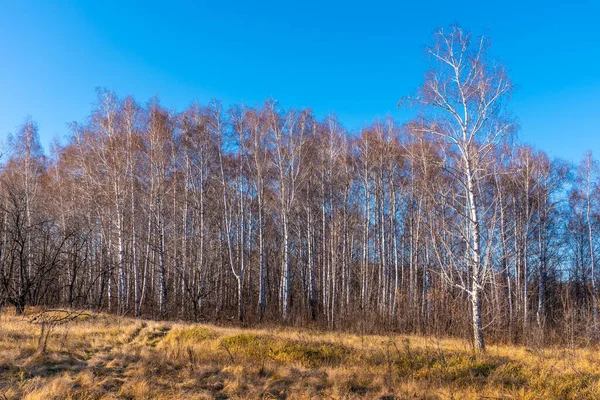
[1,26,599,348]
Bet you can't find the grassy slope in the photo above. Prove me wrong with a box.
[0,310,599,399]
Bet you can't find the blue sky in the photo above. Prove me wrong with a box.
[1,0,598,162]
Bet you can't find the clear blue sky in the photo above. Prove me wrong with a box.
[1,0,598,162]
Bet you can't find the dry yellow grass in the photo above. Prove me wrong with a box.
[0,308,599,399]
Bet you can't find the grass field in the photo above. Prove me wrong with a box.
[0,309,599,399]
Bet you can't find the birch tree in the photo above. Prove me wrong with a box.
[407,25,514,351]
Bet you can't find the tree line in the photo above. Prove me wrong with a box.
[0,26,597,351]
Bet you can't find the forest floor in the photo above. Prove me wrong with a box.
[0,309,599,399]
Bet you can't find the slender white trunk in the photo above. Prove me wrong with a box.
[257,186,266,320]
[361,178,370,310]
[159,214,167,315]
[132,180,140,317]
[466,161,485,351]
[307,203,316,320]
[281,211,291,319]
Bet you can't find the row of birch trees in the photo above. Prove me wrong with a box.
[0,26,598,350]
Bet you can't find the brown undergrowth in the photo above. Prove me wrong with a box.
[0,308,599,399]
